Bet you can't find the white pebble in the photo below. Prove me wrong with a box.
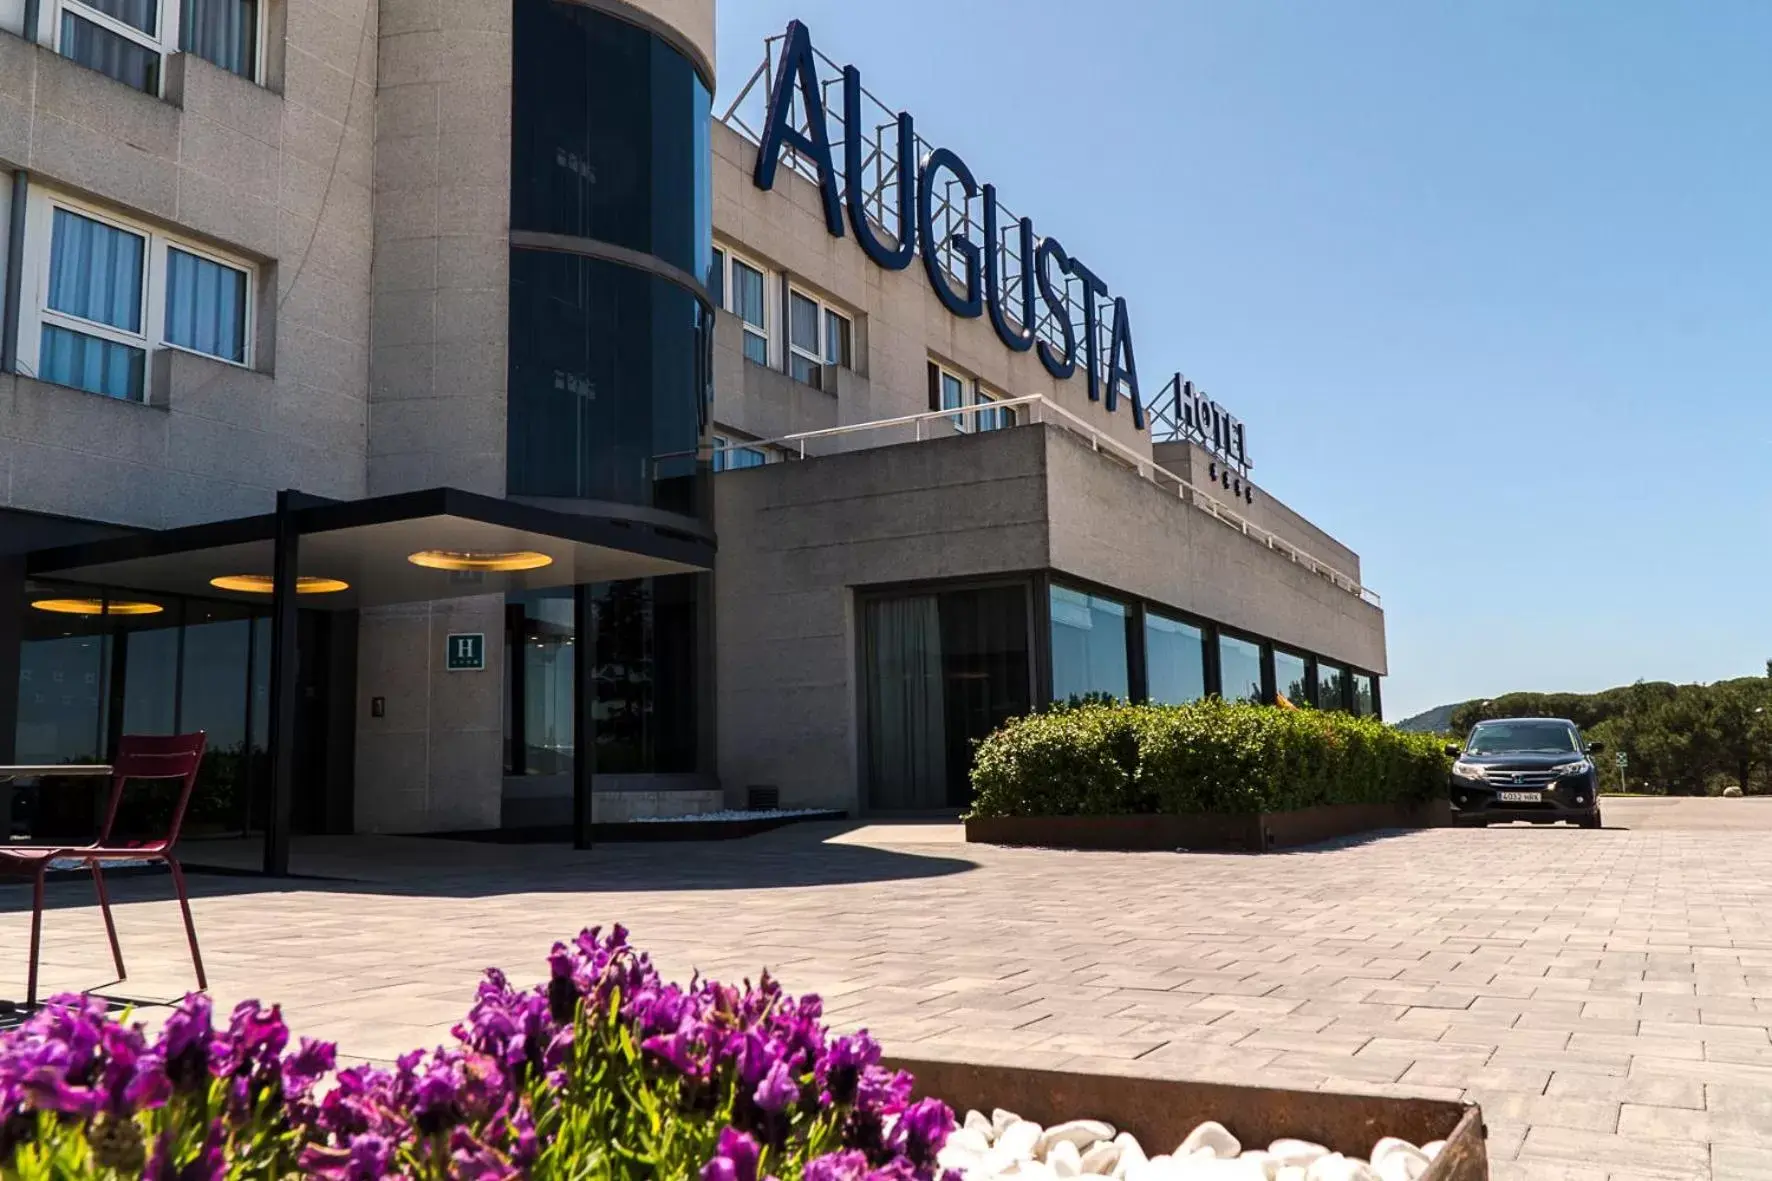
[994,1109,1023,1137]
[1368,1138,1428,1181]
[1177,1121,1242,1160]
[1267,1141,1329,1168]
[1277,1169,1308,1181]
[1111,1133,1150,1180]
[1050,1141,1085,1178]
[1236,1149,1281,1180]
[1042,1119,1118,1155]
[967,1110,997,1141]
[1081,1140,1122,1175]
[948,1128,993,1156]
[1303,1155,1376,1181]
[1420,1142,1444,1161]
[1126,1153,1176,1181]
[1175,1158,1272,1180]
[998,1120,1045,1163]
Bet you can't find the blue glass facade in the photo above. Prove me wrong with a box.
[507,0,712,516]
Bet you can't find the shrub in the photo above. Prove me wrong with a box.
[969,700,1450,818]
[0,927,955,1180]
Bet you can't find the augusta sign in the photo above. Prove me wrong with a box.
[751,20,1147,428]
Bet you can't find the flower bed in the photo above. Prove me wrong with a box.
[0,927,954,1179]
[965,702,1451,851]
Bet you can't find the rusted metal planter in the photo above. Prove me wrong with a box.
[891,1057,1487,1180]
[965,799,1451,853]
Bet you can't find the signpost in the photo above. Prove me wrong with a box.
[1615,750,1628,793]
[446,633,485,672]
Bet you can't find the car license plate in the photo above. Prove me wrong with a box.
[1497,791,1542,803]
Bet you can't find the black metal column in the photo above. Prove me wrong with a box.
[571,583,594,850]
[263,491,300,876]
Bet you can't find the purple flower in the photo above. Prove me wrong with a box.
[702,1126,766,1181]
[157,994,215,1092]
[894,1098,954,1168]
[804,1150,874,1181]
[817,1033,881,1108]
[753,1056,800,1114]
[281,1037,337,1095]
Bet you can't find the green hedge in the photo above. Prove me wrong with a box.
[967,699,1451,817]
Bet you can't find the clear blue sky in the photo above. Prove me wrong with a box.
[715,0,1772,722]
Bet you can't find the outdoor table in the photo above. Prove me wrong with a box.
[0,765,113,845]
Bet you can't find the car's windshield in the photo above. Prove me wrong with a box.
[1466,721,1580,756]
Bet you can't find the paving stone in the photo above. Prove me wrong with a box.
[5,810,1772,1177]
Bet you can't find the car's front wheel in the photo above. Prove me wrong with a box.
[1579,812,1603,829]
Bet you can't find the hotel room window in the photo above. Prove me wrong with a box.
[47,0,260,95]
[729,257,769,366]
[22,191,255,403]
[788,286,855,389]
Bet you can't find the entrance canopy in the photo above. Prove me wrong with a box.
[25,487,712,607]
[21,488,714,875]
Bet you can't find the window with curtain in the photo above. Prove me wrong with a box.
[731,259,767,365]
[26,192,257,402]
[825,309,852,368]
[863,596,947,811]
[788,291,821,386]
[59,7,163,93]
[181,0,257,79]
[165,248,248,363]
[41,208,147,401]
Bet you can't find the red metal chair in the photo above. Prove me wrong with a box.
[1,733,209,1008]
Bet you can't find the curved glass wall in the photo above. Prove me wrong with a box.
[507,248,710,515]
[511,0,712,281]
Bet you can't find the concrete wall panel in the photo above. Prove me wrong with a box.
[713,427,1051,812]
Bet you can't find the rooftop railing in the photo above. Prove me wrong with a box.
[677,396,1381,607]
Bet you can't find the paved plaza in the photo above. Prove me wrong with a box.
[8,798,1772,1179]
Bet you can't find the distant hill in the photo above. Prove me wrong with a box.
[1395,703,1463,733]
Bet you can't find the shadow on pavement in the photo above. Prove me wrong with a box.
[0,822,979,914]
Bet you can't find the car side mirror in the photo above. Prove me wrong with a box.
[1587,742,1605,755]
[1444,743,1461,758]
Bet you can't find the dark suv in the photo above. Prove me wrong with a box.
[1446,718,1603,828]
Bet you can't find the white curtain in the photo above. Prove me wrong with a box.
[182,0,256,77]
[865,596,947,810]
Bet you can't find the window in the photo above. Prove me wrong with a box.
[1352,673,1377,718]
[863,585,1030,811]
[930,360,1015,432]
[787,286,856,389]
[181,0,258,78]
[788,290,821,387]
[939,368,967,428]
[1274,649,1308,708]
[1315,662,1349,712]
[47,0,260,93]
[1217,634,1264,704]
[21,192,256,403]
[730,258,768,366]
[709,248,725,308]
[1145,611,1206,705]
[825,309,851,367]
[711,434,771,472]
[1049,585,1130,705]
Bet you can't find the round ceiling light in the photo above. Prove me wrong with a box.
[32,598,164,616]
[209,575,351,595]
[407,550,554,572]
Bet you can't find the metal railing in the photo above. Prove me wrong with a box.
[679,397,1381,607]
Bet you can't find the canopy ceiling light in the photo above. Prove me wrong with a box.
[406,550,554,573]
[209,575,351,595]
[32,598,164,616]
